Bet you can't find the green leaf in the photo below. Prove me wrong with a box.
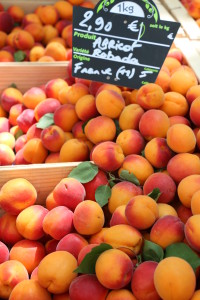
[114,119,122,136]
[148,188,161,202]
[145,3,149,9]
[142,239,164,263]
[82,119,90,134]
[14,50,26,62]
[165,242,200,272]
[95,185,111,207]
[9,83,18,89]
[68,161,98,183]
[14,129,24,140]
[36,113,54,129]
[119,170,140,186]
[74,243,112,274]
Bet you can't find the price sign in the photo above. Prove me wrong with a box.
[72,0,180,89]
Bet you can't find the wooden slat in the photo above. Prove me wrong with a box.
[161,0,200,39]
[0,162,80,213]
[0,62,69,94]
[174,37,200,82]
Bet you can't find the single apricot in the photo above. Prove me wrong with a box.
[23,138,48,164]
[154,257,196,300]
[136,83,164,109]
[160,91,189,117]
[59,138,89,162]
[166,123,196,153]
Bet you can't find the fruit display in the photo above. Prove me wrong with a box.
[0,0,94,62]
[0,39,200,298]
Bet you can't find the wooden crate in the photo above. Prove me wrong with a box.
[161,0,200,39]
[0,162,80,214]
[0,0,58,13]
[0,62,69,94]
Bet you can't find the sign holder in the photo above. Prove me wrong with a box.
[72,0,180,89]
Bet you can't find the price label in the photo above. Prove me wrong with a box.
[72,0,180,89]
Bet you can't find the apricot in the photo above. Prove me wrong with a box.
[169,115,191,127]
[95,248,133,289]
[139,109,170,141]
[56,233,88,259]
[16,205,48,240]
[0,260,29,299]
[77,243,99,265]
[22,13,42,27]
[96,89,125,118]
[59,138,89,162]
[34,97,60,121]
[190,96,200,127]
[9,239,46,274]
[125,195,159,230]
[106,289,136,300]
[45,152,60,163]
[0,117,10,132]
[74,94,98,121]
[7,5,24,23]
[42,206,74,240]
[83,169,108,201]
[42,24,59,45]
[167,47,183,62]
[41,125,66,152]
[9,103,25,126]
[69,274,108,300]
[191,290,200,300]
[191,190,200,215]
[143,172,176,204]
[116,129,145,156]
[136,83,164,109]
[155,69,171,92]
[59,82,89,105]
[131,261,160,300]
[0,213,23,245]
[167,153,200,183]
[13,29,35,50]
[96,83,122,96]
[54,103,79,132]
[185,214,200,252]
[44,41,67,61]
[23,138,49,164]
[17,108,37,133]
[157,203,178,218]
[0,49,14,61]
[0,131,15,149]
[0,178,37,215]
[14,134,27,152]
[119,154,154,185]
[160,91,189,117]
[0,241,9,264]
[177,174,200,208]
[1,87,23,112]
[0,11,14,33]
[150,215,185,249]
[108,181,142,214]
[109,205,129,226]
[186,85,200,105]
[0,31,7,49]
[163,56,182,74]
[29,45,45,61]
[53,177,86,211]
[45,78,68,100]
[119,103,144,130]
[85,116,116,144]
[169,65,198,95]
[73,200,105,235]
[61,24,72,48]
[54,1,73,20]
[177,204,193,224]
[23,87,46,109]
[103,224,143,257]
[24,23,44,42]
[26,123,42,140]
[0,143,15,165]
[91,141,125,172]
[37,251,78,294]
[154,257,196,300]
[144,137,174,169]
[9,279,52,300]
[167,123,196,153]
[38,5,59,25]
